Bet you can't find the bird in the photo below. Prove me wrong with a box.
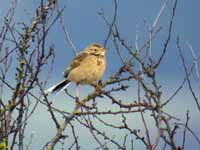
[45,43,106,96]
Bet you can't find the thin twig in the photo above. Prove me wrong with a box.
[177,37,200,111]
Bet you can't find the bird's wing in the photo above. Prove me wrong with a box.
[63,52,89,77]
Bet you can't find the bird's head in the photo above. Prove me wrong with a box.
[84,43,106,57]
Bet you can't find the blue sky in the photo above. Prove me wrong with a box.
[1,0,200,149]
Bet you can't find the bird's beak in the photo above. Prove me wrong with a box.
[102,48,106,55]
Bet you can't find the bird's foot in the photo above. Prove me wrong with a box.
[92,81,103,93]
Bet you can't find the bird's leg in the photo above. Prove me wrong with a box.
[75,83,79,100]
[75,83,84,106]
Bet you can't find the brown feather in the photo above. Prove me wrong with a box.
[64,52,89,77]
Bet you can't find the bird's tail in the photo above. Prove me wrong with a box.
[45,79,71,95]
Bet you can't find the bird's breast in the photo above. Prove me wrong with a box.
[67,56,106,84]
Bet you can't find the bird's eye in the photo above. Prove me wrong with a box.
[94,48,97,51]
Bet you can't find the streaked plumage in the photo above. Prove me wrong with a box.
[45,43,106,94]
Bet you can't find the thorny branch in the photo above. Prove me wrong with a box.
[0,0,200,150]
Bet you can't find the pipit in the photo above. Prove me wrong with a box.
[45,43,106,96]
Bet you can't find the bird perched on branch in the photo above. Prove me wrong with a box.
[45,43,106,96]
